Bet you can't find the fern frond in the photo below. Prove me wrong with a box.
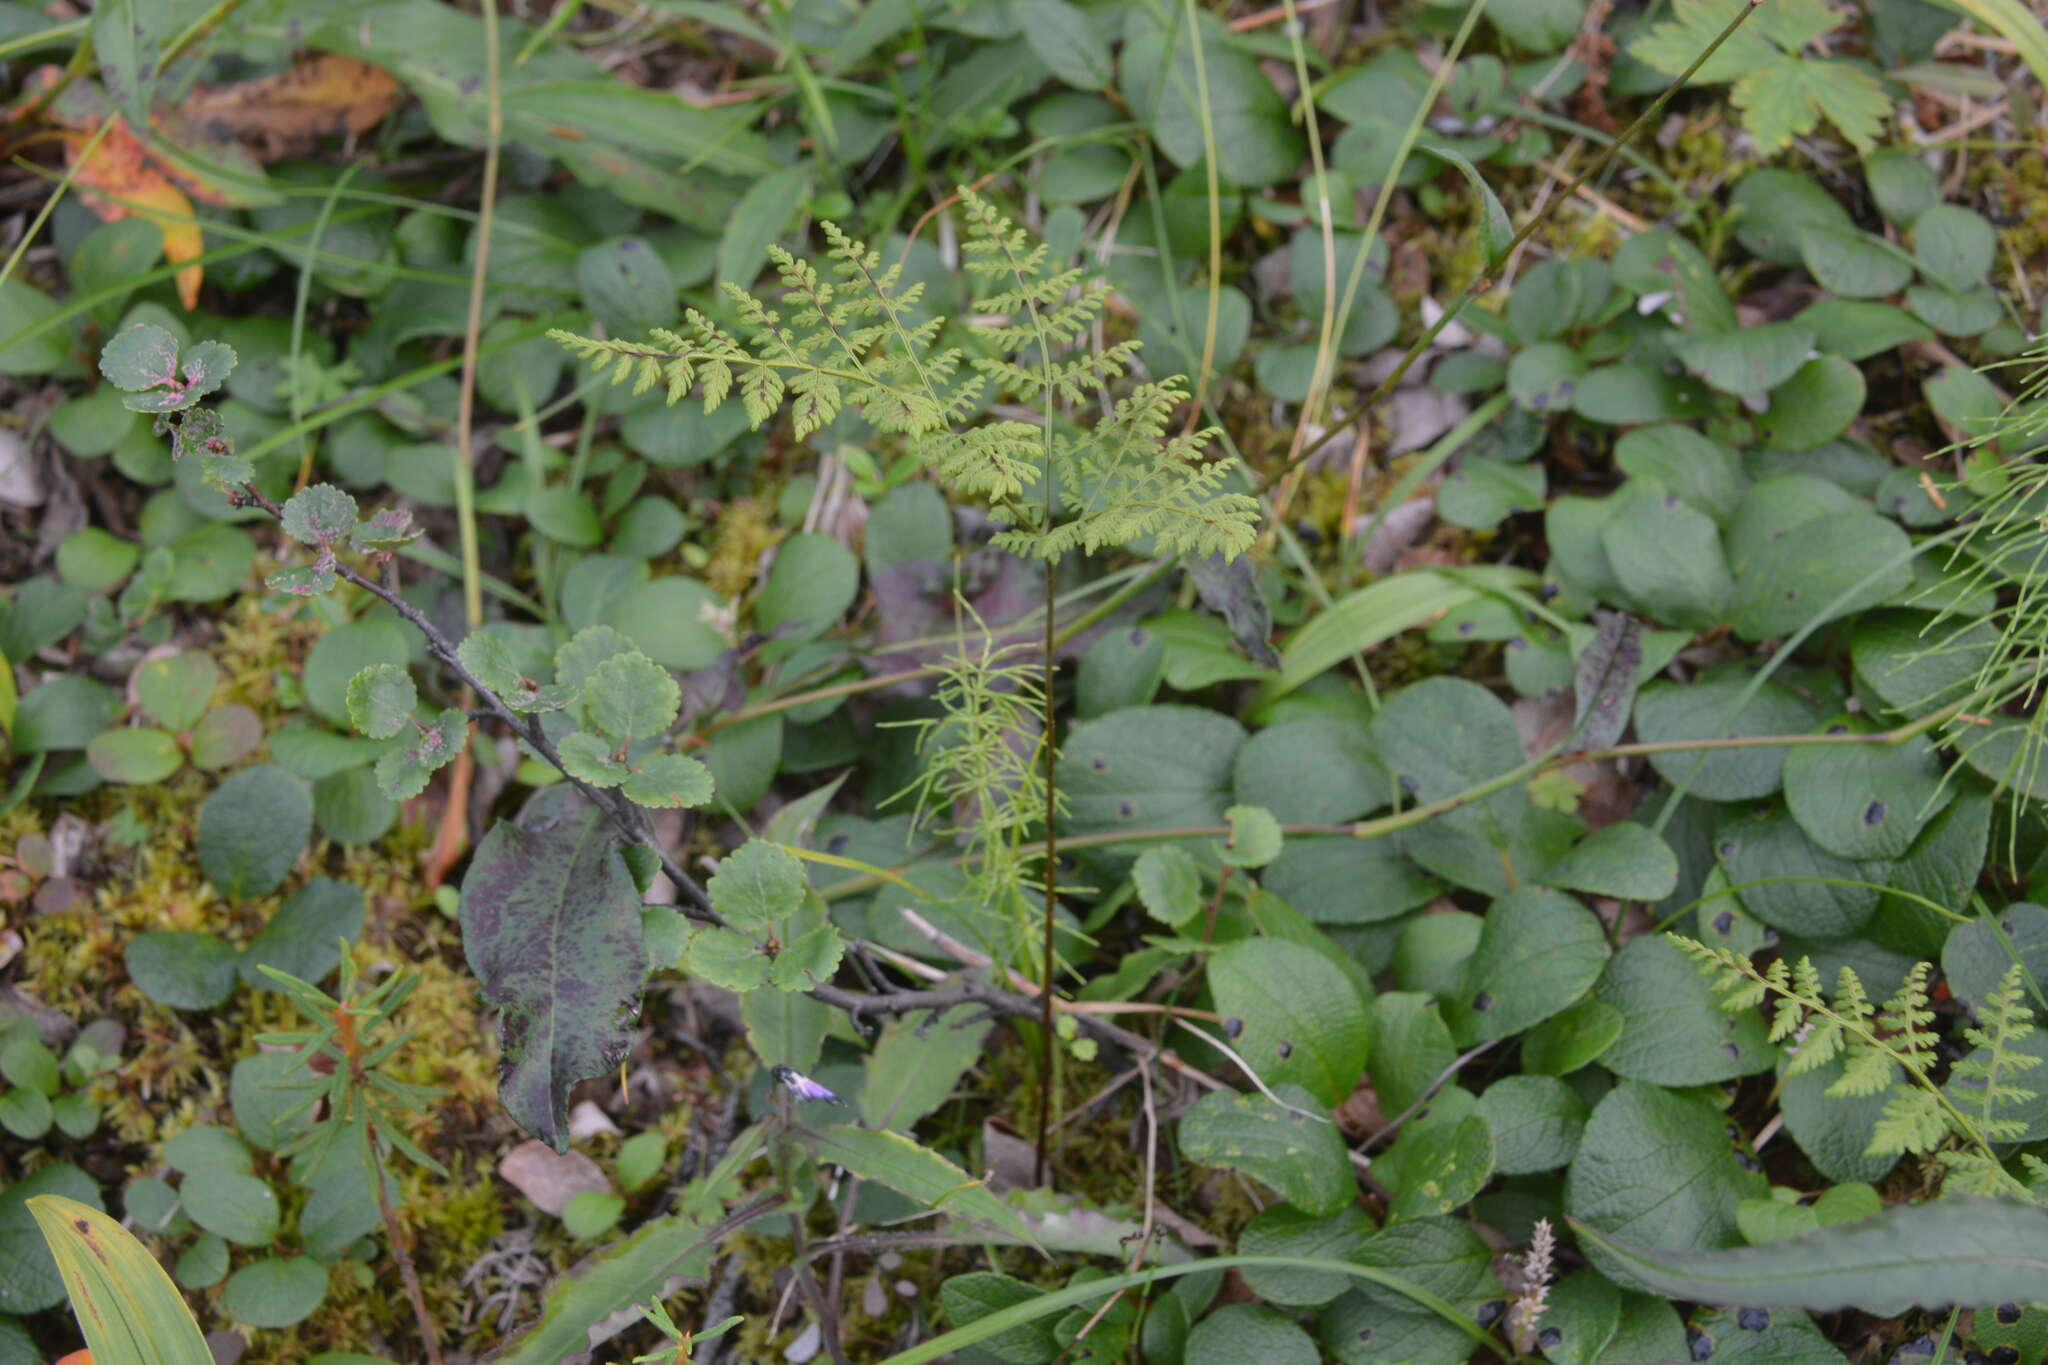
[1934,1149,2028,1199]
[1951,963,2042,1133]
[1878,962,1941,1074]
[1870,1084,1949,1156]
[921,424,1045,503]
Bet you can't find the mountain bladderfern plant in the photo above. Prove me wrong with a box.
[555,188,1261,1179]
[1674,937,2047,1199]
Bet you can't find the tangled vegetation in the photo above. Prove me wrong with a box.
[1,0,2047,1362]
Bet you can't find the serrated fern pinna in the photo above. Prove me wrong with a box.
[550,188,1259,564]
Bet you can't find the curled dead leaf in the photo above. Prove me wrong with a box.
[177,55,402,162]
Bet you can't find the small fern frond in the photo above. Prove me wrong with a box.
[1869,1084,1949,1156]
[1879,962,1941,1073]
[1827,1043,1899,1098]
[1935,1149,2029,1200]
[1951,963,2042,1131]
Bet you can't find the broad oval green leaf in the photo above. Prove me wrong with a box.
[86,728,183,785]
[1593,935,1777,1084]
[1209,939,1370,1106]
[1445,887,1609,1045]
[1566,1080,1768,1293]
[1177,1087,1352,1216]
[1781,721,1947,860]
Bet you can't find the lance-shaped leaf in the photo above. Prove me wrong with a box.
[1572,611,1645,751]
[803,1124,1040,1247]
[1568,1196,2048,1315]
[461,793,650,1150]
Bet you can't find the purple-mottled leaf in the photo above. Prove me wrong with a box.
[460,791,650,1150]
[1572,611,1645,752]
[99,323,180,392]
[1188,551,1279,670]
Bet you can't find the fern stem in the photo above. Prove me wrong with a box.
[1036,561,1059,1187]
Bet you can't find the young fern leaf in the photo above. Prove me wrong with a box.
[552,187,1259,568]
[1949,963,2043,1142]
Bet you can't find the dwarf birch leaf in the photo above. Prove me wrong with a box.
[679,926,771,990]
[621,753,715,808]
[583,652,679,743]
[768,923,843,990]
[554,625,636,691]
[460,795,649,1150]
[280,485,358,547]
[373,709,468,800]
[344,664,416,740]
[556,732,629,789]
[708,839,807,929]
[179,340,237,399]
[99,323,180,391]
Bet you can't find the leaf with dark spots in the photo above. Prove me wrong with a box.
[460,791,649,1151]
[1572,610,1645,751]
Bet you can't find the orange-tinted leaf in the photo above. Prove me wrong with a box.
[175,55,402,162]
[61,117,203,308]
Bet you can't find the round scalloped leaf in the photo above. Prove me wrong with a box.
[767,922,844,990]
[620,752,714,808]
[344,664,416,739]
[135,652,221,732]
[554,624,636,691]
[99,323,180,391]
[583,651,679,743]
[280,485,359,547]
[1219,804,1282,869]
[179,339,237,400]
[372,709,468,800]
[458,630,526,695]
[87,728,183,784]
[198,764,312,899]
[708,839,807,929]
[1133,844,1203,926]
[679,925,771,990]
[556,731,630,788]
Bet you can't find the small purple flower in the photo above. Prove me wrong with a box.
[770,1065,845,1106]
